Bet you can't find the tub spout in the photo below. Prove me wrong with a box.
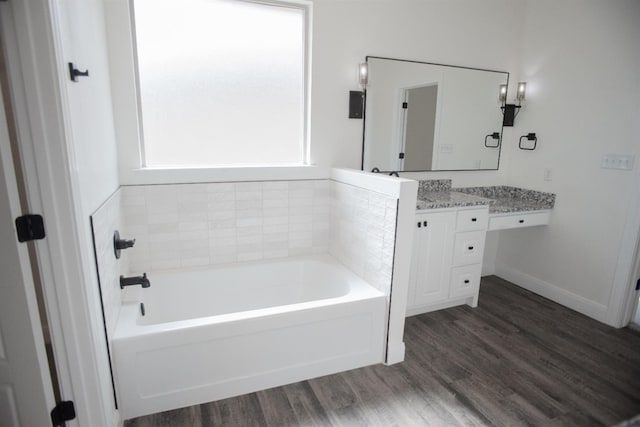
[120,273,151,289]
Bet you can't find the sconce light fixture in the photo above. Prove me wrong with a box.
[519,132,537,150]
[358,62,368,89]
[500,81,527,127]
[349,62,368,119]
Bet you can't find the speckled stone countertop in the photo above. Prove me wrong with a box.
[416,180,556,213]
[416,179,494,210]
[455,186,555,213]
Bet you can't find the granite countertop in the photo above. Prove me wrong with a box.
[416,191,494,210]
[416,180,556,214]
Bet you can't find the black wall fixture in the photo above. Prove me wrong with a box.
[68,62,89,82]
[501,104,519,127]
[349,90,365,119]
[484,132,501,148]
[519,132,538,150]
[500,82,526,126]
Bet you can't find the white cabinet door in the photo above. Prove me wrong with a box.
[409,211,456,307]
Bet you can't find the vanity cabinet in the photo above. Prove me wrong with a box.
[407,207,488,316]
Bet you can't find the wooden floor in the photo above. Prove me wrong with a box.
[125,276,640,426]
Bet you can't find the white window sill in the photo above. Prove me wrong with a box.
[119,165,330,185]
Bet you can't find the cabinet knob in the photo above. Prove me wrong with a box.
[417,222,421,228]
[518,219,525,223]
[471,218,477,222]
[468,246,474,250]
[464,279,470,284]
[423,221,428,227]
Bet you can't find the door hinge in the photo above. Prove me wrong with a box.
[636,278,640,291]
[51,401,76,426]
[399,152,405,159]
[15,214,45,242]
[402,102,408,109]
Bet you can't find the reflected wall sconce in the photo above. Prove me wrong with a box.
[519,132,537,150]
[484,132,501,148]
[500,81,527,127]
[358,62,368,89]
[349,62,368,119]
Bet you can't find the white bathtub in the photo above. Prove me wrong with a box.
[112,254,387,420]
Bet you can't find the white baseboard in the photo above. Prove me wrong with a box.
[494,263,610,325]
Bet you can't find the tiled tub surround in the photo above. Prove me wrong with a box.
[90,190,127,344]
[92,177,402,342]
[121,181,332,272]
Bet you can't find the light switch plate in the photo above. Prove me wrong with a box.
[601,154,635,170]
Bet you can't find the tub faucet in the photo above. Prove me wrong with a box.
[120,273,151,289]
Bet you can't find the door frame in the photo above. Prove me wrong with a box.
[606,153,640,327]
[1,1,117,426]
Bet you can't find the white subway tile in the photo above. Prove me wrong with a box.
[208,219,236,229]
[209,236,237,247]
[206,183,235,193]
[236,226,262,237]
[236,199,263,210]
[237,235,262,246]
[151,259,181,270]
[208,210,235,221]
[263,190,288,199]
[262,181,289,190]
[263,250,288,259]
[208,191,235,202]
[212,253,238,265]
[181,257,210,268]
[236,217,263,227]
[238,252,263,262]
[263,224,288,234]
[264,199,288,208]
[234,182,262,192]
[264,207,289,217]
[263,232,288,243]
[209,228,236,238]
[263,216,288,226]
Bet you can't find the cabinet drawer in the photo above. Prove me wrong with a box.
[488,211,551,231]
[456,208,488,232]
[452,231,485,266]
[449,264,481,299]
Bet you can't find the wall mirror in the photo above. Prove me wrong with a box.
[362,56,509,172]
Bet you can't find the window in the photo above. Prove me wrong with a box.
[132,0,308,168]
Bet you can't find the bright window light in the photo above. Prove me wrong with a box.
[133,0,307,167]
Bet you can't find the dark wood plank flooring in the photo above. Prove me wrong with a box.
[125,276,640,426]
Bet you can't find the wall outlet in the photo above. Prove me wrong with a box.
[601,154,635,170]
[543,168,553,181]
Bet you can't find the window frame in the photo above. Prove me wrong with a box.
[108,0,315,185]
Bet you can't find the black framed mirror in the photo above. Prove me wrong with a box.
[362,56,509,172]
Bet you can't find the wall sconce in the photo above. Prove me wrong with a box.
[500,81,527,127]
[358,62,368,89]
[519,132,537,150]
[349,62,368,119]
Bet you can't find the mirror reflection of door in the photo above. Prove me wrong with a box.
[401,84,438,171]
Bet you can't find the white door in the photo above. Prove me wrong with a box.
[0,78,55,425]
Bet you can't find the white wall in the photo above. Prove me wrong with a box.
[495,0,640,323]
[310,0,525,181]
[53,0,120,423]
